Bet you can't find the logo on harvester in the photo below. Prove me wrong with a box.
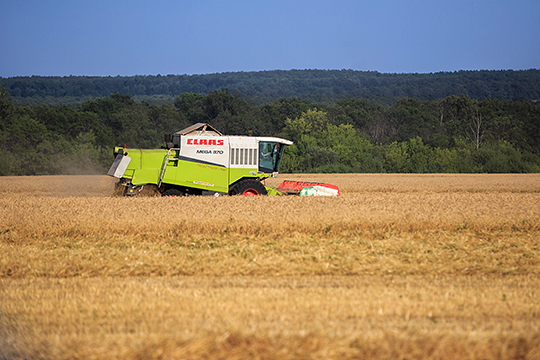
[187,139,224,146]
[196,149,224,154]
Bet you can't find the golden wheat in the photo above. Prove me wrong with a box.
[1,174,539,359]
[2,276,539,359]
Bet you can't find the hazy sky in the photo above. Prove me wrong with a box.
[1,0,539,77]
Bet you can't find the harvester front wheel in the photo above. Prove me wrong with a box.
[230,179,267,196]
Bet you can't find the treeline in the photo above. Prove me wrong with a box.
[1,86,539,176]
[2,69,540,107]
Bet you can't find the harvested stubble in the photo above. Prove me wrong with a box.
[265,173,540,194]
[1,175,540,359]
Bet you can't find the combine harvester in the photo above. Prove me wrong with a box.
[108,123,340,197]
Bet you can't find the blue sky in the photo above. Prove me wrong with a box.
[1,0,539,77]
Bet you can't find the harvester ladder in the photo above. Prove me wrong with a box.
[158,148,180,187]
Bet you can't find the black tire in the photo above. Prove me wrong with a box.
[161,188,184,197]
[230,179,267,196]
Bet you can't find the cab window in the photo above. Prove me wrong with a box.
[258,142,282,173]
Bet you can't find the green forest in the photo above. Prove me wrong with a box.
[1,80,539,175]
[2,69,540,106]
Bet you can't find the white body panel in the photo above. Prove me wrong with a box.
[229,136,258,169]
[107,154,132,178]
[180,136,229,167]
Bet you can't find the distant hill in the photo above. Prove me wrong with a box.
[1,69,539,106]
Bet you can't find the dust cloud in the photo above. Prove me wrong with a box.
[0,175,118,197]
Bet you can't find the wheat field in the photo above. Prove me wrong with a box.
[1,174,539,359]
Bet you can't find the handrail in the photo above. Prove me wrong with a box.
[158,148,180,187]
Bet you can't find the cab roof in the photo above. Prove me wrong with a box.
[175,123,222,136]
[176,123,293,145]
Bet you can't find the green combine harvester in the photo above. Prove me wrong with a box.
[107,123,340,196]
